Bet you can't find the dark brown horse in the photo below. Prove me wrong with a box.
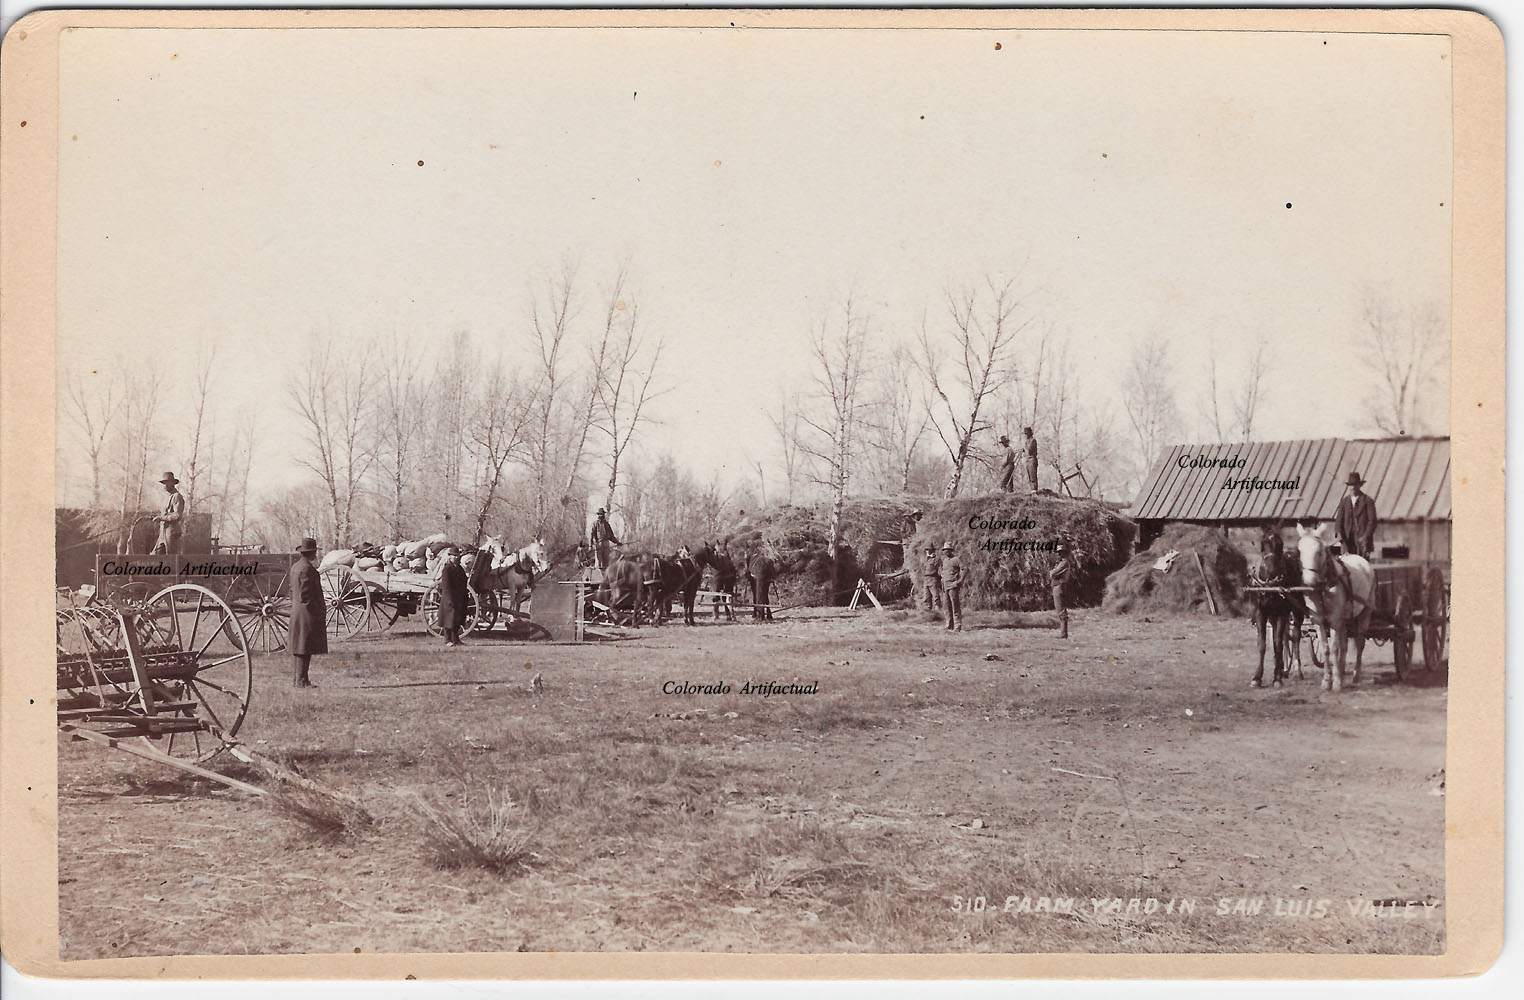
[743,551,776,621]
[1249,529,1305,687]
[698,541,737,620]
[597,553,648,626]
[656,546,713,626]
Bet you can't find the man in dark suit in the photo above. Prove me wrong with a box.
[286,537,327,688]
[1334,471,1378,559]
[437,546,470,646]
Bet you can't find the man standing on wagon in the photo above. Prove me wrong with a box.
[150,471,186,554]
[286,537,327,689]
[590,507,620,572]
[1334,471,1378,559]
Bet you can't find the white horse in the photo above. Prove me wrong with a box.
[471,536,551,615]
[1296,523,1375,692]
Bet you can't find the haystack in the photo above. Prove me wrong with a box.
[722,498,920,606]
[906,495,1135,611]
[1102,524,1251,617]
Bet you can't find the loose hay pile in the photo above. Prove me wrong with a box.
[907,495,1135,611]
[722,498,919,606]
[1102,524,1251,617]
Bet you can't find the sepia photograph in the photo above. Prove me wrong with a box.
[0,6,1506,979]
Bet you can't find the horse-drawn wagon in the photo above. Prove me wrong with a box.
[317,536,551,639]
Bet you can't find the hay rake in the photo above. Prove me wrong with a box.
[56,583,263,793]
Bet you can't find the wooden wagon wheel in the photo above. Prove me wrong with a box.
[58,584,255,764]
[320,565,371,639]
[221,571,291,653]
[469,589,499,635]
[421,584,477,637]
[1421,566,1448,671]
[362,581,403,632]
[1390,592,1413,682]
[1301,619,1326,671]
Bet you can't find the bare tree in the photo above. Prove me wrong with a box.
[797,296,873,601]
[865,340,931,494]
[525,259,581,529]
[916,274,1035,497]
[768,390,804,506]
[1231,340,1272,442]
[110,361,165,552]
[1198,337,1228,443]
[466,360,537,544]
[591,273,665,513]
[62,366,123,507]
[286,331,375,545]
[1121,330,1182,484]
[181,341,217,514]
[373,332,426,541]
[1357,291,1447,437]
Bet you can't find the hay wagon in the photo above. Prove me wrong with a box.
[317,563,540,639]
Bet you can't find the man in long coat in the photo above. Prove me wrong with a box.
[1334,471,1378,559]
[150,472,186,554]
[436,546,470,646]
[997,436,1016,492]
[287,537,327,688]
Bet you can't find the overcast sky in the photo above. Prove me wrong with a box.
[55,25,1453,505]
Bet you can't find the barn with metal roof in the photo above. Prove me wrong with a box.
[1129,437,1450,563]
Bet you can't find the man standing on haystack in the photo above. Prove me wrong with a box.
[150,471,186,554]
[1334,471,1378,559]
[1023,427,1040,493]
[940,542,964,632]
[997,435,1016,493]
[286,537,327,688]
[920,543,943,611]
[590,507,620,571]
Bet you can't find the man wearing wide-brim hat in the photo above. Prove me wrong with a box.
[940,542,964,632]
[919,542,943,612]
[997,435,1016,493]
[150,472,186,555]
[1334,471,1378,560]
[590,506,620,572]
[286,537,327,688]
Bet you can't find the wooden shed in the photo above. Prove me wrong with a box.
[1129,437,1451,563]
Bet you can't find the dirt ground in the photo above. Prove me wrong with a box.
[57,606,1447,957]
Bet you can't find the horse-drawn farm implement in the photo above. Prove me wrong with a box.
[56,581,264,793]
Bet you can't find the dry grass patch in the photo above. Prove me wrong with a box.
[412,784,536,874]
[264,783,374,843]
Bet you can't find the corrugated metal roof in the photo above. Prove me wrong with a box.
[1130,437,1449,522]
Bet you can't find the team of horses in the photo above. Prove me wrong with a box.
[1251,522,1373,692]
[595,541,776,627]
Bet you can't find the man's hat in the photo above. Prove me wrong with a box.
[909,509,923,518]
[1023,426,1034,435]
[159,472,179,485]
[596,507,607,515]
[941,542,954,552]
[296,537,318,554]
[998,435,1009,445]
[1345,471,1365,487]
[925,544,936,552]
